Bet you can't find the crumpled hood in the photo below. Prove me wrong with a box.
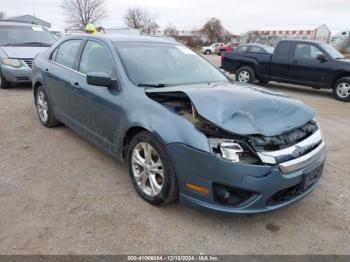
[146,83,315,137]
[0,46,48,59]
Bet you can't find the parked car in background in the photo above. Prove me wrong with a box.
[48,28,63,40]
[201,42,225,55]
[0,21,56,89]
[32,35,325,214]
[221,40,350,102]
[218,42,240,55]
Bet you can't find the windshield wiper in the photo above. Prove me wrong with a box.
[138,83,176,88]
[3,42,52,47]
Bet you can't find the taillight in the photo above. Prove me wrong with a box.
[221,54,224,63]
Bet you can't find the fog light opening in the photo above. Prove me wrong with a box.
[213,184,256,206]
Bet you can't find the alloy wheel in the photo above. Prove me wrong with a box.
[336,82,350,99]
[131,142,164,197]
[238,71,250,83]
[37,91,49,123]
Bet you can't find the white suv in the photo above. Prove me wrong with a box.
[201,43,225,55]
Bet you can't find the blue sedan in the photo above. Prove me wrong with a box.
[32,35,326,213]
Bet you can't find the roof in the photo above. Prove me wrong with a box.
[241,43,273,48]
[279,39,323,44]
[61,34,178,45]
[103,34,177,44]
[4,15,50,26]
[0,20,44,27]
[258,24,327,31]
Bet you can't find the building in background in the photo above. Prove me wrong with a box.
[3,15,51,28]
[242,24,331,46]
[331,30,350,53]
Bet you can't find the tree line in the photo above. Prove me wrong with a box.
[61,0,231,44]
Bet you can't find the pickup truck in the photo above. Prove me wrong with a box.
[221,40,350,101]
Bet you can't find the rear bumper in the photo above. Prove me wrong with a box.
[1,65,32,83]
[167,143,326,214]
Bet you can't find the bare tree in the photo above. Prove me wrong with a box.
[164,23,178,37]
[61,0,106,28]
[124,7,158,34]
[0,11,6,19]
[124,8,146,29]
[200,17,225,43]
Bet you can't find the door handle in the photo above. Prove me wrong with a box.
[44,68,49,72]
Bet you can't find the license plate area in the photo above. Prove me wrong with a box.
[303,165,323,190]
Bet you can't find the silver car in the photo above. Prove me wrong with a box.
[0,21,56,89]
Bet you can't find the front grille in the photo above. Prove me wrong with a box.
[266,183,304,207]
[23,59,33,68]
[266,165,323,207]
[250,120,318,151]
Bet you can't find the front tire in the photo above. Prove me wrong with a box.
[35,86,61,127]
[333,77,350,102]
[236,66,255,84]
[205,50,211,55]
[0,76,11,89]
[127,131,178,206]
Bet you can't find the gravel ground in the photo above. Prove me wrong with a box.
[0,55,349,255]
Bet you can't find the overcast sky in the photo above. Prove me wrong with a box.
[1,0,349,33]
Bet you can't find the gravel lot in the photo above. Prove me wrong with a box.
[0,55,349,255]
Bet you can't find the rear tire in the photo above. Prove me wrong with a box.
[35,86,61,127]
[236,66,255,84]
[0,76,11,89]
[205,50,211,55]
[333,77,350,102]
[127,131,178,206]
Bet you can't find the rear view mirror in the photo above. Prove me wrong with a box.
[86,72,120,91]
[316,54,327,62]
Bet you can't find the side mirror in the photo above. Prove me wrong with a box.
[316,54,327,62]
[86,72,120,91]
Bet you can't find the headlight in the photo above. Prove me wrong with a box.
[208,138,260,164]
[1,58,23,68]
[219,142,243,162]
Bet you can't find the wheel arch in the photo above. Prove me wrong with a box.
[332,71,350,88]
[33,81,43,104]
[122,126,166,160]
[236,61,260,77]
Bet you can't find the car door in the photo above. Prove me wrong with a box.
[270,41,295,81]
[72,40,123,149]
[45,39,82,119]
[288,43,332,86]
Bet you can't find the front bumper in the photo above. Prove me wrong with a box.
[0,64,32,83]
[167,142,326,214]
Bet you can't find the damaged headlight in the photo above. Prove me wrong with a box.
[208,138,260,164]
[1,58,23,68]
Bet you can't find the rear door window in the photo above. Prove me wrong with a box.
[276,42,293,57]
[52,40,82,69]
